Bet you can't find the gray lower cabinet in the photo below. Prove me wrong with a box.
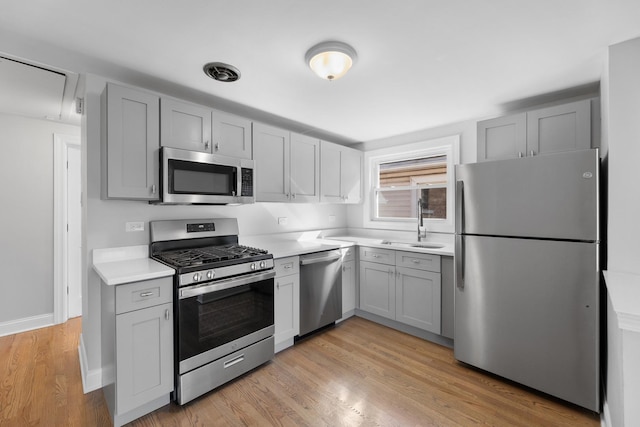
[101,277,173,427]
[340,247,357,320]
[274,256,300,353]
[101,83,160,200]
[477,98,592,162]
[359,247,442,335]
[440,256,454,339]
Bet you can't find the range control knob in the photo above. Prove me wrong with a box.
[206,270,215,280]
[259,261,266,269]
[250,263,256,271]
[193,272,201,282]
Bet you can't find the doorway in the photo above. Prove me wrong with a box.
[54,134,82,323]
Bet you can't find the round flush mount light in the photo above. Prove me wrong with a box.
[305,41,357,81]
[203,62,241,82]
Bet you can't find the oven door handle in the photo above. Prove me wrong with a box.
[179,270,276,299]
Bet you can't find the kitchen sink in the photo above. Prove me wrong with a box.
[380,240,444,249]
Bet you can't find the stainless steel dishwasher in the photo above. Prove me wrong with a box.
[298,250,342,336]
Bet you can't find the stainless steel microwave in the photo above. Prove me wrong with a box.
[157,147,255,205]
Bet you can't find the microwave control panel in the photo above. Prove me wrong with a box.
[241,168,253,197]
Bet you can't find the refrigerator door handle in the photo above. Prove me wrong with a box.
[455,180,464,234]
[455,234,464,289]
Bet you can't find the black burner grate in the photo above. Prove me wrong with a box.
[154,244,268,268]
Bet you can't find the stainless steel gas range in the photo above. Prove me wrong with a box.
[150,218,275,405]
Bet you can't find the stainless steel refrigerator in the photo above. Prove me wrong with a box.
[454,148,600,412]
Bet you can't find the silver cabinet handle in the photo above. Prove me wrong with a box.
[276,282,280,290]
[342,266,346,272]
[283,265,292,270]
[292,193,296,199]
[215,142,219,151]
[372,254,380,258]
[412,259,420,264]
[204,140,210,149]
[165,309,170,320]
[140,291,154,297]
[151,184,156,194]
[518,151,523,158]
[530,150,535,156]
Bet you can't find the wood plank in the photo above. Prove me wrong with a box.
[0,317,599,426]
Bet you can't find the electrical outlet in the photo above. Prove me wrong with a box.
[277,217,288,225]
[125,222,145,232]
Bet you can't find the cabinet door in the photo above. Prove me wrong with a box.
[341,260,357,317]
[253,123,290,202]
[104,83,159,200]
[212,112,252,159]
[359,261,395,319]
[320,141,343,203]
[160,98,212,153]
[290,133,320,202]
[396,267,441,334]
[274,274,300,344]
[116,302,173,414]
[477,113,527,162]
[526,99,591,156]
[341,147,362,204]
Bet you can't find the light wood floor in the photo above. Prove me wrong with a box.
[0,317,599,426]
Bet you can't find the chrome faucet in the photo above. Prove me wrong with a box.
[417,198,427,241]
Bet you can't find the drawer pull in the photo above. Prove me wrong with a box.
[165,309,170,320]
[139,291,154,298]
[284,265,292,269]
[224,354,245,369]
[373,254,380,258]
[412,259,420,264]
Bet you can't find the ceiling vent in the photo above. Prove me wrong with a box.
[203,62,241,82]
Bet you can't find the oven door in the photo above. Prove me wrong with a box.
[177,270,275,374]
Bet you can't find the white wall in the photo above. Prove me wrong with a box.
[81,74,349,376]
[0,113,80,327]
[604,36,640,427]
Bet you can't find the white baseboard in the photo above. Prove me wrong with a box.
[0,313,54,337]
[79,333,102,393]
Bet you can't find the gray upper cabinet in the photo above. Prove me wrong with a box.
[290,133,320,202]
[212,111,252,159]
[477,113,527,162]
[526,100,591,156]
[320,141,363,204]
[477,99,592,162]
[253,123,291,202]
[160,97,212,153]
[253,123,321,203]
[102,83,160,200]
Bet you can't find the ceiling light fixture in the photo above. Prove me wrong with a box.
[305,41,357,81]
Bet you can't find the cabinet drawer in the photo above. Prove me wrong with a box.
[359,246,395,265]
[274,256,299,277]
[395,251,441,272]
[116,277,173,314]
[342,246,356,262]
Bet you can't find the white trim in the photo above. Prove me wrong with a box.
[362,135,460,233]
[54,133,81,325]
[78,333,102,393]
[0,313,54,337]
[601,395,611,427]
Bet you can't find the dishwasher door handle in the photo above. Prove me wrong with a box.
[300,254,341,266]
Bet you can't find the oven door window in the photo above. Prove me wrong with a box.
[178,278,274,363]
[169,159,237,196]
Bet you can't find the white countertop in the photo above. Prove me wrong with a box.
[604,271,640,333]
[240,235,453,259]
[93,245,174,286]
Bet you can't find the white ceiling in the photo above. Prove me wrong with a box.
[1,0,639,144]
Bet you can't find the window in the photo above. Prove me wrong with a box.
[363,135,459,233]
[375,155,448,221]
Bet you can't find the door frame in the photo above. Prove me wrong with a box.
[54,133,81,324]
